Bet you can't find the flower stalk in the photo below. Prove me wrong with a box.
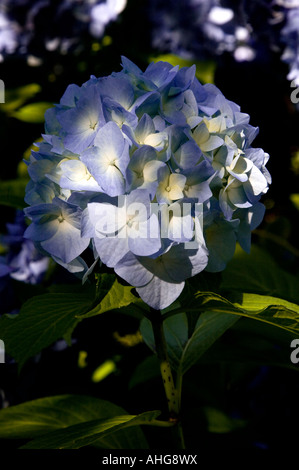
[150,308,185,448]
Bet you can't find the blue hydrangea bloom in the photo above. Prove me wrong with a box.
[24,57,271,310]
[0,211,49,314]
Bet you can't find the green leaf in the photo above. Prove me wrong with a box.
[0,83,41,113]
[11,102,52,123]
[221,244,299,305]
[183,291,299,335]
[235,293,299,313]
[0,394,150,449]
[80,278,144,319]
[178,312,240,375]
[203,407,246,434]
[0,179,28,209]
[128,355,161,389]
[94,272,116,301]
[199,319,299,371]
[290,193,299,211]
[0,292,93,368]
[141,311,239,375]
[21,410,162,449]
[0,395,119,438]
[91,359,117,383]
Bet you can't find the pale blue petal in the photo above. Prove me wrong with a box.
[93,231,128,268]
[97,76,135,109]
[121,56,143,75]
[169,65,196,96]
[24,203,60,221]
[114,252,154,287]
[102,98,138,129]
[245,165,268,197]
[173,140,202,169]
[81,123,129,196]
[144,61,178,89]
[134,92,161,117]
[100,165,126,197]
[89,201,122,235]
[57,85,105,153]
[168,211,194,243]
[60,84,81,107]
[136,277,185,310]
[24,181,57,205]
[134,114,155,143]
[24,219,59,242]
[52,255,88,274]
[81,207,96,238]
[200,135,224,152]
[162,244,208,282]
[41,222,90,263]
[235,203,265,253]
[128,215,161,256]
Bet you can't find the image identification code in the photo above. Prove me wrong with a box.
[102,454,198,466]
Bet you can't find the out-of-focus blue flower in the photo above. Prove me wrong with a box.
[24,57,271,310]
[1,211,49,285]
[148,0,299,83]
[90,0,127,38]
[281,6,299,85]
[0,211,49,314]
[0,11,18,61]
[148,0,266,62]
[0,0,127,62]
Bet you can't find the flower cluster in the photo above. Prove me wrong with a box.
[24,57,271,309]
[148,0,299,83]
[0,211,49,314]
[148,1,243,61]
[281,4,299,86]
[149,0,278,61]
[0,0,127,63]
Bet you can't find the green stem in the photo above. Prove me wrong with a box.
[175,366,183,412]
[149,308,185,448]
[176,421,186,449]
[150,308,179,419]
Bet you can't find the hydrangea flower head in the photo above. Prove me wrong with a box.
[24,57,271,310]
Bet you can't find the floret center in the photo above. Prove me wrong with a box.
[135,170,143,179]
[89,121,98,130]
